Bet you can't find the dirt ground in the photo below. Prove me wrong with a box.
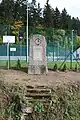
[0,69,80,88]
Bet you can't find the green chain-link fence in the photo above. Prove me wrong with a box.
[0,24,80,69]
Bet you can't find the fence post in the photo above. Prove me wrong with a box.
[52,43,54,62]
[65,36,67,61]
[57,42,59,61]
[7,41,10,69]
[70,30,74,69]
[52,28,54,62]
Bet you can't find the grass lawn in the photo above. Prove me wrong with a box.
[0,60,80,70]
[48,61,80,70]
[0,60,27,68]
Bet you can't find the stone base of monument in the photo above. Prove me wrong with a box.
[28,65,48,74]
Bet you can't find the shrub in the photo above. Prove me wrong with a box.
[7,94,21,120]
[1,82,80,120]
[6,61,8,67]
[53,63,57,71]
[62,64,67,71]
[74,64,78,71]
[16,59,21,69]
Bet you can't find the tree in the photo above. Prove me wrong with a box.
[36,3,43,27]
[74,17,80,34]
[54,7,61,28]
[13,0,23,21]
[67,15,72,30]
[43,0,53,27]
[28,0,42,28]
[11,20,24,44]
[71,17,77,30]
[61,8,68,29]
[0,0,15,24]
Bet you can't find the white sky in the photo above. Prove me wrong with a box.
[29,0,80,19]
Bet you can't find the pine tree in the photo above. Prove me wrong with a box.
[29,0,42,28]
[61,8,68,29]
[67,14,72,30]
[43,0,53,27]
[54,7,61,28]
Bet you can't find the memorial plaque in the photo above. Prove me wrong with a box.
[28,34,48,74]
[33,46,42,61]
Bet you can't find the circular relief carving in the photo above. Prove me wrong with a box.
[35,38,41,45]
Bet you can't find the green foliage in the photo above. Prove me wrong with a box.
[34,102,44,113]
[0,0,80,34]
[53,63,58,71]
[50,85,80,120]
[76,36,80,47]
[16,59,21,69]
[54,7,61,28]
[61,8,68,29]
[0,36,2,43]
[7,94,21,120]
[0,0,15,24]
[62,64,67,71]
[43,0,53,27]
[6,61,8,67]
[74,64,78,71]
[1,81,80,120]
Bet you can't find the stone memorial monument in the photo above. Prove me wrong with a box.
[28,34,48,74]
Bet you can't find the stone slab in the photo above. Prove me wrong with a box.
[28,34,48,74]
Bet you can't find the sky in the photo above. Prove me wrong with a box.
[29,0,80,19]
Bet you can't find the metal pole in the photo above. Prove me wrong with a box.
[53,28,54,61]
[7,41,9,69]
[20,44,21,60]
[70,30,74,69]
[57,42,59,61]
[72,30,74,67]
[26,0,28,63]
[65,36,67,60]
[72,30,74,59]
[75,30,78,60]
